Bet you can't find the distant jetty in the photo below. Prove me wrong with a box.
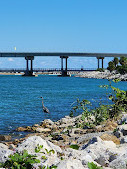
[75,70,127,81]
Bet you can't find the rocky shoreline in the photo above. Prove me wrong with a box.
[75,70,127,81]
[1,113,127,168]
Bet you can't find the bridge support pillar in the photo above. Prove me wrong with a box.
[23,56,34,76]
[60,56,69,76]
[97,57,104,69]
[102,57,104,69]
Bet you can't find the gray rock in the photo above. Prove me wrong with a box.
[119,124,127,136]
[109,156,127,169]
[77,131,112,144]
[113,131,121,138]
[9,144,16,150]
[120,136,127,144]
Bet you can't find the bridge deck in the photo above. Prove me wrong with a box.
[0,52,127,57]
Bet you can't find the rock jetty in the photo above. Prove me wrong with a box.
[75,70,127,81]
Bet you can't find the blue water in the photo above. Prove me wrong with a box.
[0,75,127,136]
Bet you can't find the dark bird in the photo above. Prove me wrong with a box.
[40,97,50,113]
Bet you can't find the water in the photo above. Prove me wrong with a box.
[0,75,127,136]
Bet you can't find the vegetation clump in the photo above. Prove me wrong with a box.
[97,68,105,72]
[70,80,127,128]
[0,150,40,169]
[107,56,127,74]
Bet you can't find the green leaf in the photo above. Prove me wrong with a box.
[42,156,47,160]
[88,162,103,169]
[49,149,55,154]
[69,144,79,150]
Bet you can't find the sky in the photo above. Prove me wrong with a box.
[0,0,127,68]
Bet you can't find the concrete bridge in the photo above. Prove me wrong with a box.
[0,52,126,76]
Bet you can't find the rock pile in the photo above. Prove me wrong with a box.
[0,134,127,169]
[75,70,127,81]
[1,114,127,168]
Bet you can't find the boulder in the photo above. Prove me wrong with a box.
[109,156,127,169]
[113,131,121,138]
[57,157,84,169]
[0,143,13,162]
[16,136,62,167]
[16,136,62,154]
[16,127,27,131]
[64,148,95,166]
[120,136,127,144]
[117,113,127,125]
[80,137,120,166]
[40,119,54,127]
[0,135,11,141]
[9,144,16,150]
[119,124,127,136]
[77,132,112,145]
[100,133,120,145]
[35,127,51,133]
[104,120,118,131]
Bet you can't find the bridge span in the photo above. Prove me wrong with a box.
[0,68,97,74]
[0,52,126,76]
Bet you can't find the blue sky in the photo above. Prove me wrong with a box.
[0,0,127,68]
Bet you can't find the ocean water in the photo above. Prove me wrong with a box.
[0,75,127,136]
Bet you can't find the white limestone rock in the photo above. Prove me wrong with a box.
[64,148,94,165]
[16,136,62,154]
[0,143,13,163]
[57,157,85,169]
[16,136,62,167]
[80,137,124,167]
[43,119,54,125]
[109,156,127,169]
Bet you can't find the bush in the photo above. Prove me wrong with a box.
[97,68,105,72]
[107,61,115,72]
[116,65,127,74]
[0,150,40,169]
[107,56,127,74]
[70,80,127,127]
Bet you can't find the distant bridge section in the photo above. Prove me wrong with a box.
[0,52,127,57]
[0,52,126,76]
[0,68,97,73]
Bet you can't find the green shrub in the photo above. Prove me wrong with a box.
[0,150,40,169]
[70,80,127,127]
[107,61,115,72]
[107,56,127,74]
[97,68,105,72]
